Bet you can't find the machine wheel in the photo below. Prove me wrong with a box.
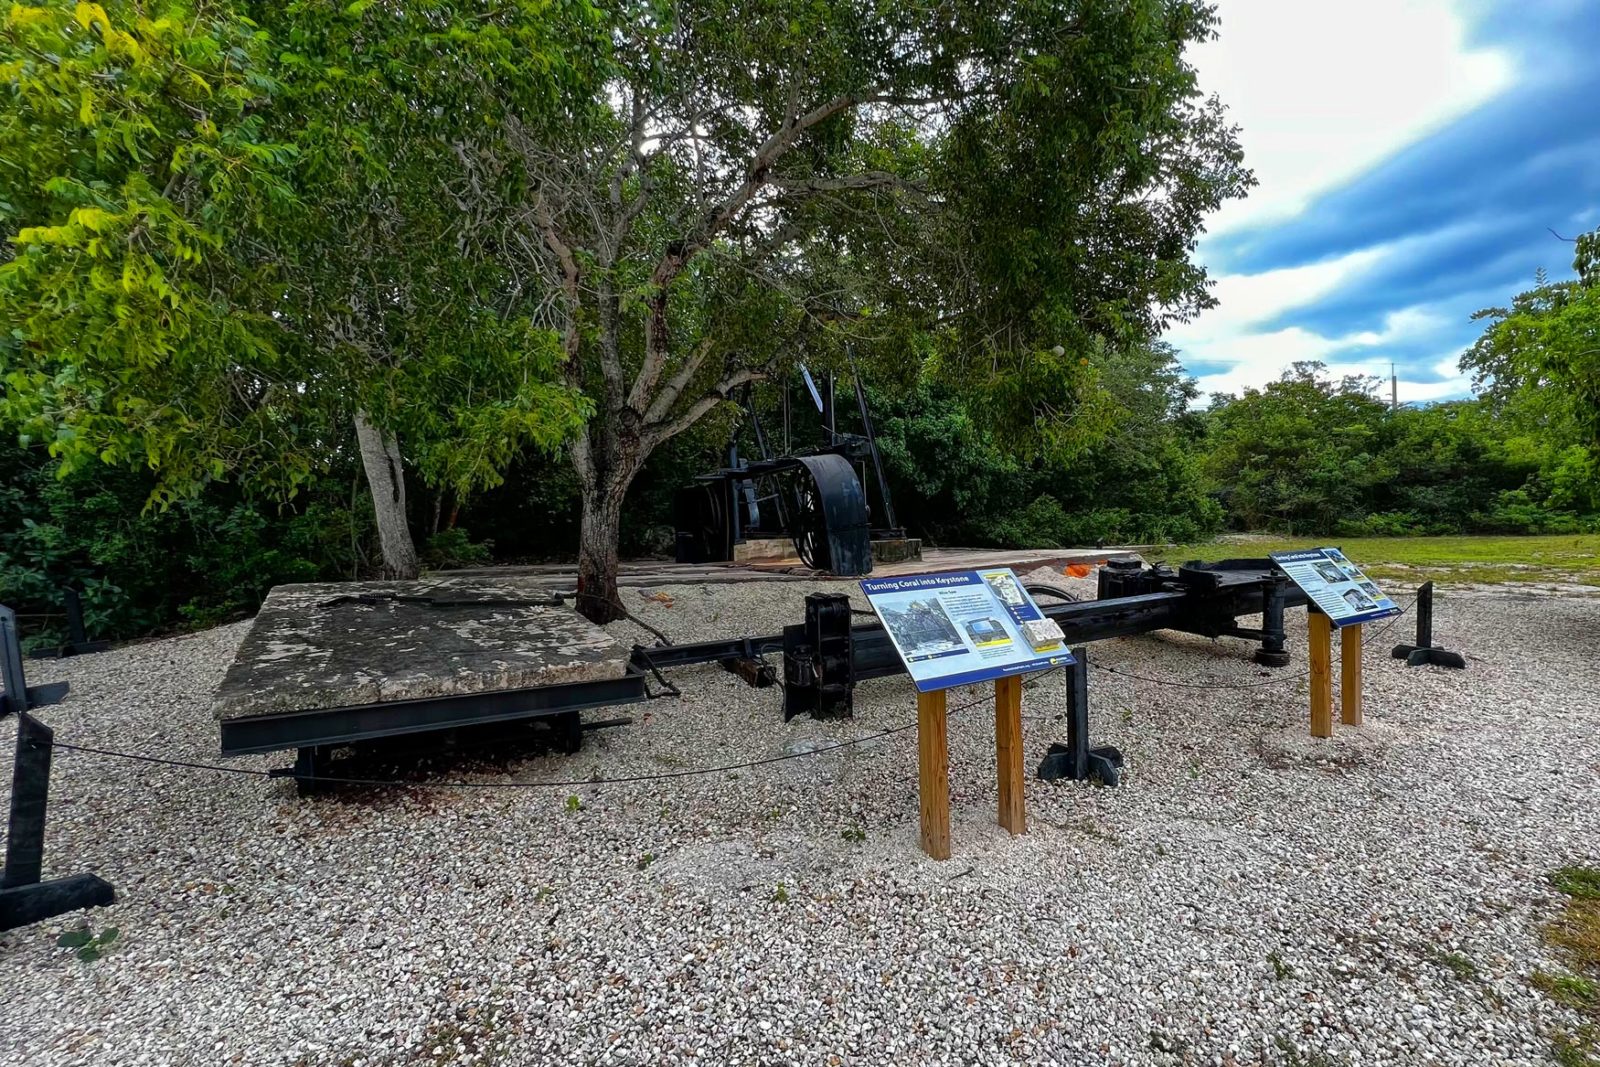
[789,474,830,570]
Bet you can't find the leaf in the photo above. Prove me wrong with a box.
[57,929,92,949]
[97,926,120,945]
[76,945,101,962]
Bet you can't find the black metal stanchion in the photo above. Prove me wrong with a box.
[30,587,112,660]
[0,604,116,930]
[1391,582,1466,669]
[1036,647,1124,786]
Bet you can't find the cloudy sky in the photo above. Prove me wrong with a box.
[1168,0,1600,403]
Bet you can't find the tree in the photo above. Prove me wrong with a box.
[2,2,596,578]
[489,0,1250,620]
[1202,363,1391,533]
[1462,228,1600,447]
[250,0,603,575]
[0,1,306,503]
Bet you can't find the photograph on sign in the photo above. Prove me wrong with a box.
[1269,548,1402,627]
[860,568,1074,692]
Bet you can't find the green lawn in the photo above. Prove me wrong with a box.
[1150,534,1600,587]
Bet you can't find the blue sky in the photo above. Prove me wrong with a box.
[1167,0,1600,403]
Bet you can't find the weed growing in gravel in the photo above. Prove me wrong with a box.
[565,795,582,813]
[1537,865,1600,1066]
[1268,951,1294,980]
[841,826,866,843]
[57,925,118,963]
[637,853,655,871]
[1439,950,1478,980]
[772,883,789,904]
[1554,867,1600,901]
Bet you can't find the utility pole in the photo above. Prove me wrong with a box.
[1390,362,1398,411]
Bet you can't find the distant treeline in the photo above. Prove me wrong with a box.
[3,355,1592,648]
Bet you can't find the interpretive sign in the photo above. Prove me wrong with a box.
[1270,548,1402,627]
[860,568,1074,692]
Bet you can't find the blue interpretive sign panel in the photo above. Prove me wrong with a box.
[1270,548,1402,627]
[860,568,1075,693]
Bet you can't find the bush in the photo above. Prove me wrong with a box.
[0,443,362,644]
[422,528,494,569]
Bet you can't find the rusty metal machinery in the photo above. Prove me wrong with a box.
[673,371,903,576]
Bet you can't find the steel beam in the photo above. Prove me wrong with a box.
[219,671,649,756]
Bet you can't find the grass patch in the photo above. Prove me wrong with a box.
[1537,865,1600,1066]
[1555,867,1600,901]
[1154,534,1600,587]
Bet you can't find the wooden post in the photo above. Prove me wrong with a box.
[916,688,951,860]
[1309,611,1334,738]
[1340,623,1363,726]
[994,675,1025,835]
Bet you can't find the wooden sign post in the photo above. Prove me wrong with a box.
[1308,610,1334,739]
[916,688,951,860]
[1308,612,1365,737]
[994,675,1026,836]
[1340,623,1363,726]
[915,673,1031,860]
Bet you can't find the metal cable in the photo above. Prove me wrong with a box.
[31,690,997,790]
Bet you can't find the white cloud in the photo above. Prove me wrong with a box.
[1169,2,1514,404]
[1190,0,1512,236]
[1185,300,1469,400]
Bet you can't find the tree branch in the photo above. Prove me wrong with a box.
[646,366,768,448]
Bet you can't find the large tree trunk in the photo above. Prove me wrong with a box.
[575,466,632,624]
[354,410,420,580]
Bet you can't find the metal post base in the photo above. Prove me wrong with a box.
[1390,581,1465,669]
[1035,649,1125,787]
[1037,742,1125,787]
[0,874,116,932]
[1392,645,1467,669]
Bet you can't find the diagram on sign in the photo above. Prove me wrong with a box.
[861,568,1073,692]
[1270,548,1402,627]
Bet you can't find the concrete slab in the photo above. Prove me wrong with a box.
[213,578,628,720]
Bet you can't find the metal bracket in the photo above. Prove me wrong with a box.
[1391,582,1465,669]
[0,604,116,930]
[1035,648,1124,787]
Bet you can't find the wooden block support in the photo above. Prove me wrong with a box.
[994,675,1026,835]
[1340,623,1363,726]
[917,688,952,860]
[1309,611,1334,739]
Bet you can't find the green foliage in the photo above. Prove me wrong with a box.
[421,528,493,570]
[0,440,360,645]
[0,0,307,503]
[57,923,119,962]
[1203,363,1596,537]
[1464,230,1600,446]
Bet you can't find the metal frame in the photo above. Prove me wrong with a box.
[218,668,650,757]
[1391,581,1466,668]
[29,587,111,660]
[0,605,116,930]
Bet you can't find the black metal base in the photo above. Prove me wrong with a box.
[1037,742,1125,787]
[269,710,627,795]
[1392,644,1467,669]
[0,874,116,931]
[1253,649,1292,667]
[30,640,111,660]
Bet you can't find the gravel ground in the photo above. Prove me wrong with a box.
[2,573,1597,1066]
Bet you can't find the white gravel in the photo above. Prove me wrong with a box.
[2,575,1597,1066]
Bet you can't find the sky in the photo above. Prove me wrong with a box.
[1167,0,1600,403]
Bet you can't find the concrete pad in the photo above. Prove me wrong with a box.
[213,578,628,720]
